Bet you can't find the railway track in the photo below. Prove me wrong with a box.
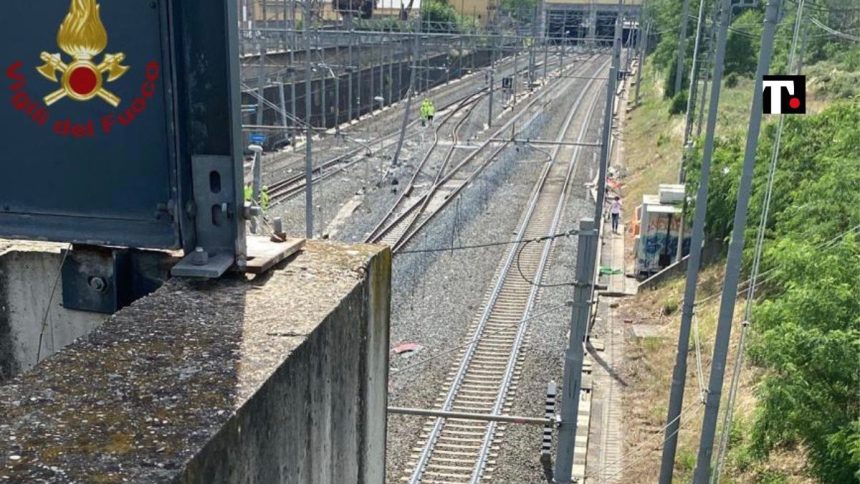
[264,51,577,205]
[400,57,609,484]
[266,89,486,204]
[365,54,605,253]
[364,90,485,245]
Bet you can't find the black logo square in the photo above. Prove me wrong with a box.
[762,75,806,114]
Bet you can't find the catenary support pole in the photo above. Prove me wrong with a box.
[250,145,263,234]
[279,75,288,136]
[657,0,734,481]
[255,42,267,129]
[553,218,598,483]
[634,20,649,106]
[303,0,314,239]
[674,0,692,96]
[391,23,419,168]
[674,0,708,262]
[290,8,298,150]
[595,69,617,224]
[348,30,354,122]
[693,1,781,481]
[594,9,622,224]
[488,67,494,128]
[680,0,707,173]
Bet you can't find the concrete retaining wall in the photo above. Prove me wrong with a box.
[1,241,391,483]
[0,244,107,382]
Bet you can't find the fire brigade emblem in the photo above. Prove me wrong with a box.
[36,0,129,107]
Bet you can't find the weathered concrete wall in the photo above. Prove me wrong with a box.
[0,241,391,483]
[0,243,108,382]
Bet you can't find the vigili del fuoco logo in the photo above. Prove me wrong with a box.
[5,0,161,138]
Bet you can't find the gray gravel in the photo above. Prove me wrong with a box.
[490,86,606,484]
[261,51,609,482]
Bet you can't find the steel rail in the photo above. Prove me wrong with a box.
[470,72,605,484]
[405,57,609,483]
[390,54,605,254]
[266,52,565,204]
[364,91,485,242]
[366,54,601,251]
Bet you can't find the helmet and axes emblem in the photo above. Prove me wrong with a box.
[36,0,129,107]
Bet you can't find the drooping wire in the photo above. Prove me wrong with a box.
[36,243,72,363]
[396,229,578,255]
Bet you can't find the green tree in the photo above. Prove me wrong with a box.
[683,102,860,481]
[724,9,762,77]
[746,238,860,482]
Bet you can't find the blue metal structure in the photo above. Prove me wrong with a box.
[0,0,245,277]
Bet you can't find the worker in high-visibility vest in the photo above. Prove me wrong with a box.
[420,98,436,127]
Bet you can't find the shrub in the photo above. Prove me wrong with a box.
[668,90,688,115]
[725,72,739,88]
[662,298,679,315]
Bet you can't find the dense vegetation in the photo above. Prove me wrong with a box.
[642,0,860,481]
[684,103,860,480]
[645,0,860,101]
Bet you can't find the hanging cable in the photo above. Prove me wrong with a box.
[693,312,707,402]
[36,244,72,363]
[693,223,860,307]
[397,229,578,255]
[809,17,860,41]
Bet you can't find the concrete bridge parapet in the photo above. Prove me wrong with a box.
[0,241,391,483]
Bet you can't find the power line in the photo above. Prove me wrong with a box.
[693,223,860,308]
[810,17,860,41]
[396,229,578,255]
[713,5,806,476]
[36,244,72,363]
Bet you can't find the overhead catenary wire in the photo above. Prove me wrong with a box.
[692,223,860,307]
[396,229,578,255]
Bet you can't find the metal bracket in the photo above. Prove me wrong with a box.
[62,245,176,314]
[172,155,239,278]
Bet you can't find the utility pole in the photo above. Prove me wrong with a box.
[693,1,781,481]
[674,0,707,262]
[594,6,622,224]
[657,0,733,480]
[488,67,494,128]
[674,0,692,96]
[681,0,706,161]
[290,2,298,150]
[695,0,716,139]
[713,3,805,480]
[553,218,598,483]
[348,29,354,122]
[391,20,419,168]
[250,145,263,234]
[634,20,650,106]
[255,41,267,129]
[279,75,288,136]
[304,0,314,239]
